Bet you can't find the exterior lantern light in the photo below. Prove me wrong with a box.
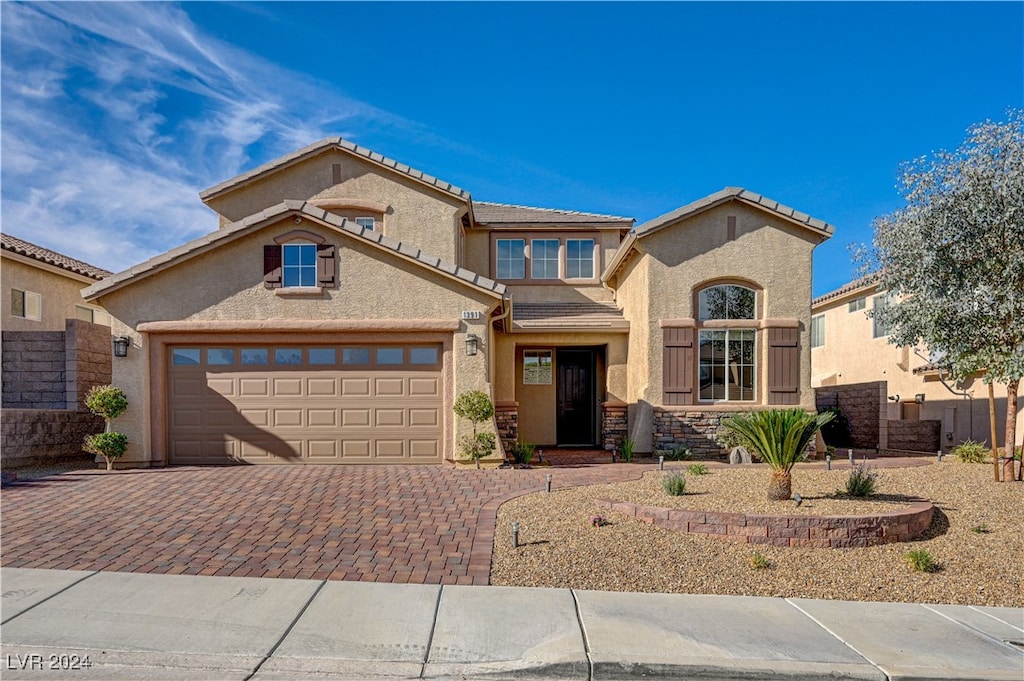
[465,333,480,357]
[112,336,130,358]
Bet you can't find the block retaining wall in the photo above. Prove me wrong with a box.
[594,498,934,548]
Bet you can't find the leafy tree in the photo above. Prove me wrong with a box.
[856,110,1023,478]
[453,390,496,469]
[722,408,833,501]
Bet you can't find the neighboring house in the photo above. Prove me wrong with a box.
[811,276,1024,452]
[1,233,111,331]
[82,138,833,467]
[1,234,114,467]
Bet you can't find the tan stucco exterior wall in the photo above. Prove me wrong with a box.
[93,215,499,465]
[203,149,467,264]
[1,255,107,332]
[812,286,1024,448]
[614,201,820,451]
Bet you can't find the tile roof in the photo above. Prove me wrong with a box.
[473,201,633,225]
[199,138,471,203]
[82,201,505,301]
[511,301,629,331]
[812,273,882,307]
[1,233,112,280]
[634,187,835,238]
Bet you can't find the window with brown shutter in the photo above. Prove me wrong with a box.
[264,245,282,288]
[317,244,337,288]
[663,327,695,405]
[767,327,800,405]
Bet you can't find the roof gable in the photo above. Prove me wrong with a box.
[1,233,112,280]
[602,187,835,283]
[82,201,505,302]
[199,138,471,204]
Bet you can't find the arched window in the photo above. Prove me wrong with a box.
[696,283,758,402]
[698,284,756,320]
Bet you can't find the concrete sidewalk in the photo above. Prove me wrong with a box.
[1,568,1021,680]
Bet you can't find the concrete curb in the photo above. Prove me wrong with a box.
[2,568,1021,680]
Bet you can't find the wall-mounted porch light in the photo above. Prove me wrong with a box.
[465,333,480,357]
[112,336,131,358]
[914,393,926,404]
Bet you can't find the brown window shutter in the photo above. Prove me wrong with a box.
[317,244,337,288]
[767,327,800,405]
[264,245,282,288]
[663,327,695,405]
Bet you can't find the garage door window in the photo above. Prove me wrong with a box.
[241,348,268,365]
[309,348,336,365]
[275,348,303,365]
[410,347,439,364]
[172,348,201,365]
[207,348,234,365]
[376,348,404,365]
[343,348,371,365]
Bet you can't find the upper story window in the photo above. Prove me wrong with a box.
[811,314,825,348]
[496,239,526,279]
[355,217,375,231]
[531,239,560,279]
[848,296,866,312]
[11,289,41,321]
[264,229,337,291]
[698,284,756,320]
[492,233,600,284]
[872,294,891,338]
[566,239,595,279]
[282,240,317,287]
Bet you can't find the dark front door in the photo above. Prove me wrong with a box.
[557,349,596,446]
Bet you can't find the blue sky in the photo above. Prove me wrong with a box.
[2,2,1021,296]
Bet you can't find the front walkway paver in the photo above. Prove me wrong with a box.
[0,464,647,585]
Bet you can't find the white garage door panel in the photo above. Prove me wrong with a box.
[168,344,444,465]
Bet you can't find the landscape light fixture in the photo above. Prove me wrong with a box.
[465,333,480,356]
[112,336,130,358]
[545,474,552,493]
[793,494,803,507]
[511,521,520,548]
[659,455,665,470]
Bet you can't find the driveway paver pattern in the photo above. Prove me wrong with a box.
[1,463,648,585]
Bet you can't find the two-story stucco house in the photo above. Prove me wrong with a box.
[82,138,833,467]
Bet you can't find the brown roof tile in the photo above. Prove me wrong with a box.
[473,202,633,225]
[512,301,629,331]
[1,233,112,280]
[812,273,882,307]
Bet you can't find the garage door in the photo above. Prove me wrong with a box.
[167,344,443,464]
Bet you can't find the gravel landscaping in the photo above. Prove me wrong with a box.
[491,460,1024,607]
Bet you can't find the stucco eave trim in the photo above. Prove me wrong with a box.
[659,318,697,328]
[308,197,390,214]
[137,319,462,333]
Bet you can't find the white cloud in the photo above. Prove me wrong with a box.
[0,2,454,272]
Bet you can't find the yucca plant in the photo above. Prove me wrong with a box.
[722,408,833,501]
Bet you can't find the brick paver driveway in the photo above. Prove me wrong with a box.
[1,464,647,585]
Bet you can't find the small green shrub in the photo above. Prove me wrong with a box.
[971,523,991,534]
[749,551,770,570]
[661,472,687,496]
[590,515,610,527]
[844,465,878,497]
[687,463,709,476]
[951,440,989,464]
[85,385,128,423]
[83,431,128,471]
[659,445,695,461]
[619,437,635,462]
[509,440,535,466]
[459,432,496,468]
[904,549,937,573]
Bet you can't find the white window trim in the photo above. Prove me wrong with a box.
[811,314,825,348]
[565,238,596,280]
[697,328,757,403]
[530,238,561,280]
[354,217,376,231]
[281,239,318,288]
[496,238,526,280]
[523,349,553,385]
[11,289,42,321]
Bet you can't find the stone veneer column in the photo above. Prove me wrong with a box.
[602,401,628,451]
[493,401,518,452]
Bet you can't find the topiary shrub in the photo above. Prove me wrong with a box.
[951,440,989,463]
[454,390,496,469]
[83,432,128,471]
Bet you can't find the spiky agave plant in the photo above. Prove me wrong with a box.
[721,408,833,501]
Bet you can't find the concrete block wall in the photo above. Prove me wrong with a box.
[1,331,66,408]
[815,381,887,450]
[1,319,112,468]
[887,419,941,453]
